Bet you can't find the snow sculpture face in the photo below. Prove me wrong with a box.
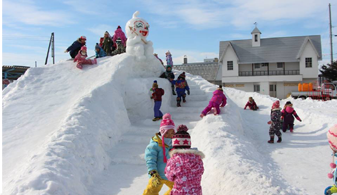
[125,11,150,40]
[327,125,337,152]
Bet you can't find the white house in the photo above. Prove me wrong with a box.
[219,27,322,99]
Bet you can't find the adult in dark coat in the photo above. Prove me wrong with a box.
[102,31,114,56]
[160,65,176,95]
[65,36,86,58]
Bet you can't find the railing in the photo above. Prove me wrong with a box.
[239,70,300,76]
[173,63,220,81]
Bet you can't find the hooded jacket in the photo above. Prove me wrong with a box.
[210,90,227,107]
[165,149,205,195]
[145,133,172,180]
[113,28,127,47]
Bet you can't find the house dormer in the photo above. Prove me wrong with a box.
[251,26,261,47]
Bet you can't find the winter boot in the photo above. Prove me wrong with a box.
[152,117,160,121]
[268,136,274,144]
[277,136,282,143]
[177,97,181,107]
[76,63,83,69]
[290,128,293,133]
[171,85,176,95]
[182,95,186,103]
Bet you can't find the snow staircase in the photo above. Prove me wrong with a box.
[88,77,209,194]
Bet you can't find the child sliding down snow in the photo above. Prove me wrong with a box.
[171,75,190,107]
[281,103,302,133]
[267,100,282,143]
[143,113,175,195]
[165,125,205,195]
[200,85,227,118]
[150,80,165,121]
[244,97,259,110]
[74,46,97,69]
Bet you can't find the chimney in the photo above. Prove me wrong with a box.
[184,55,188,64]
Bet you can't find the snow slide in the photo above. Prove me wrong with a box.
[3,56,335,194]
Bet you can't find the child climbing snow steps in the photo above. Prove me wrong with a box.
[150,80,164,121]
[171,74,190,107]
[143,113,175,195]
[200,85,227,118]
[165,125,205,195]
[267,100,282,143]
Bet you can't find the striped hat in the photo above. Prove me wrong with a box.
[172,125,191,149]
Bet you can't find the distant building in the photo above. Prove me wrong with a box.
[2,65,30,89]
[173,56,221,85]
[219,27,322,99]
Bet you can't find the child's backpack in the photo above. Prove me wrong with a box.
[176,80,186,89]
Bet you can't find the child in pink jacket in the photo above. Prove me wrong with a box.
[200,85,227,118]
[113,26,127,47]
[165,125,205,195]
[74,46,97,69]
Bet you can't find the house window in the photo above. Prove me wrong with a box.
[227,61,233,70]
[254,84,260,92]
[255,34,258,42]
[277,62,284,68]
[262,63,269,67]
[305,58,312,68]
[254,63,260,69]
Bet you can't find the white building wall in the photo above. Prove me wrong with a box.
[260,82,270,96]
[299,41,319,78]
[222,46,239,77]
[239,64,251,71]
[285,62,300,70]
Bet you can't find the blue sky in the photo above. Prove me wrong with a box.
[2,0,337,67]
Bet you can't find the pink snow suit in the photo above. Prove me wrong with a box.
[201,89,227,115]
[113,28,127,47]
[165,149,205,195]
[73,48,97,69]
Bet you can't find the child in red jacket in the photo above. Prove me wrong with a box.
[151,81,165,121]
[73,46,97,69]
[244,97,259,110]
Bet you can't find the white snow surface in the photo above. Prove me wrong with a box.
[3,53,337,194]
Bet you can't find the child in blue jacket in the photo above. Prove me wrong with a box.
[143,113,175,195]
[95,43,106,58]
[171,74,190,107]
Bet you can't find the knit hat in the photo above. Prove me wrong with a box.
[166,51,171,56]
[152,80,158,88]
[327,125,337,178]
[172,125,191,149]
[285,101,292,105]
[179,72,186,79]
[80,45,87,51]
[217,85,223,91]
[159,113,175,163]
[272,100,280,109]
[166,65,172,71]
[95,43,100,49]
[80,36,86,40]
[117,25,121,29]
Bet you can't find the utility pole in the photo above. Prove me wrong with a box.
[45,32,55,65]
[35,61,37,67]
[329,3,334,65]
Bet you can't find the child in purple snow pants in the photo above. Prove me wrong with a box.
[200,85,227,118]
[151,81,165,121]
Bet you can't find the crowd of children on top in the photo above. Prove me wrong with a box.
[65,26,127,69]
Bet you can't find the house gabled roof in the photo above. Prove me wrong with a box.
[296,36,320,59]
[219,42,239,62]
[219,35,322,64]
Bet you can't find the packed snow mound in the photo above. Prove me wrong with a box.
[2,54,164,195]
